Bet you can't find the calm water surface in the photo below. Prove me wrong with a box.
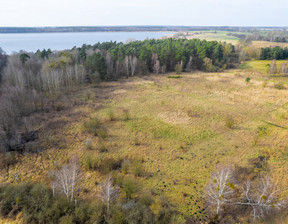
[0,32,173,54]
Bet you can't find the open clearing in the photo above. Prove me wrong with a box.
[185,31,288,49]
[2,67,288,222]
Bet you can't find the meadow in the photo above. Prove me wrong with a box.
[2,64,288,222]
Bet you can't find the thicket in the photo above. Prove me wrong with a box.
[0,181,179,224]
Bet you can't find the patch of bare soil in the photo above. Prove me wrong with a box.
[158,111,190,125]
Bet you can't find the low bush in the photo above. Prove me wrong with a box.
[225,117,235,129]
[82,118,101,135]
[274,83,285,89]
[84,139,94,150]
[81,151,100,170]
[123,109,131,121]
[0,152,18,169]
[131,161,145,177]
[122,177,139,199]
[107,109,115,121]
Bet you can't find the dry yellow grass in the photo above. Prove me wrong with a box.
[251,41,288,48]
[1,69,288,222]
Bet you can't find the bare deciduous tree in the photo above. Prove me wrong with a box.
[125,38,136,44]
[269,59,278,74]
[124,56,130,77]
[52,156,81,202]
[185,56,193,72]
[130,56,138,77]
[100,175,119,217]
[105,53,114,79]
[206,166,235,216]
[151,54,160,74]
[161,65,167,74]
[280,61,288,74]
[236,178,286,220]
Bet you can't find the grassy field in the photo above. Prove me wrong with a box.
[186,31,239,44]
[2,64,288,222]
[242,60,288,74]
[185,31,288,49]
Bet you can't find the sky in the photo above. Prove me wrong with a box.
[0,0,288,27]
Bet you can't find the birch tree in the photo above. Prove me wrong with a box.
[124,56,130,77]
[130,56,138,77]
[100,175,119,217]
[206,166,236,216]
[236,178,286,220]
[52,156,81,202]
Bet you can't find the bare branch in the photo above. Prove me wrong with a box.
[100,175,119,217]
[206,165,235,216]
[52,155,81,202]
[236,178,286,220]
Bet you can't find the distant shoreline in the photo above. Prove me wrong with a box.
[0,26,287,34]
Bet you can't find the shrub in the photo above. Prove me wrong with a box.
[96,128,108,139]
[98,157,122,174]
[84,139,94,150]
[81,151,100,170]
[122,178,139,199]
[82,118,101,135]
[225,117,235,129]
[0,183,106,224]
[274,83,285,90]
[107,109,115,121]
[121,159,131,174]
[0,152,18,169]
[175,64,182,74]
[98,141,108,153]
[245,77,250,83]
[123,109,131,121]
[131,161,144,177]
[0,183,73,224]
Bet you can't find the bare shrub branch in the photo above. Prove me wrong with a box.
[236,178,286,219]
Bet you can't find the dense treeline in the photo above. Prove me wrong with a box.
[79,38,238,80]
[260,47,288,60]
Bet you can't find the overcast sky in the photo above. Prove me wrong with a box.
[1,0,287,27]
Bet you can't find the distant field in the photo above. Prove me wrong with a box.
[2,66,288,222]
[186,31,239,44]
[243,60,288,74]
[186,31,288,48]
[251,40,288,48]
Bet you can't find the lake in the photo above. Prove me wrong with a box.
[0,32,173,54]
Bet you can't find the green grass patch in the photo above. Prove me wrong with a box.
[239,63,252,69]
[168,75,182,79]
[245,60,287,73]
